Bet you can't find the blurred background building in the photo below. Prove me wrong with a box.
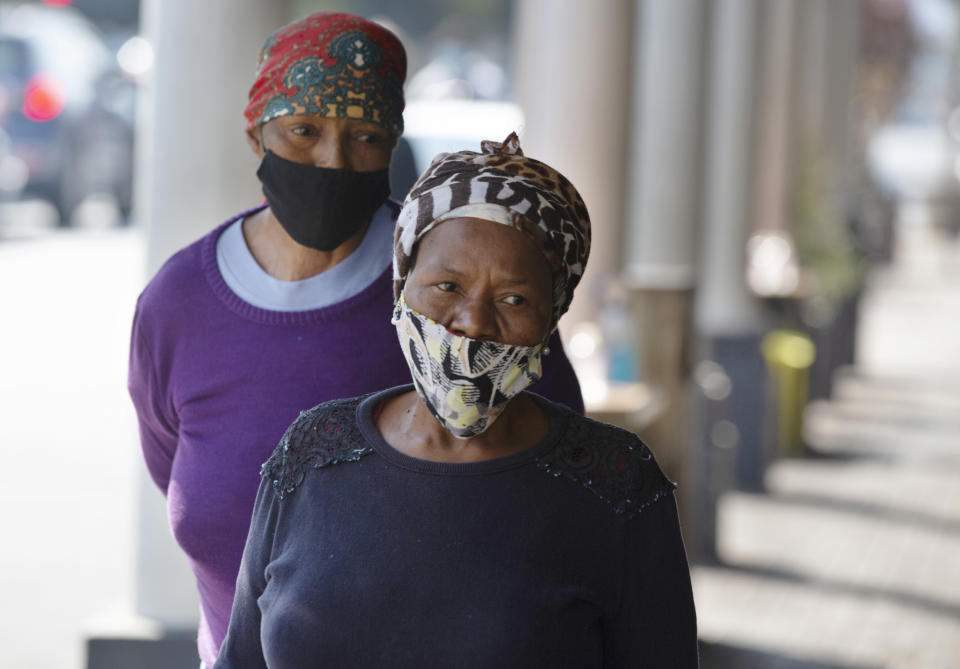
[2,0,959,667]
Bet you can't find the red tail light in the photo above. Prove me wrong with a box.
[22,73,65,122]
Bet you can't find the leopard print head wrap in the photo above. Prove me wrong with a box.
[393,132,591,330]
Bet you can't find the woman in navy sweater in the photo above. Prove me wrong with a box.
[216,134,698,668]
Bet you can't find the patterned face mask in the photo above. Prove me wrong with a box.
[392,294,544,439]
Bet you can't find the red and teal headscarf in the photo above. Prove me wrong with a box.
[244,12,406,136]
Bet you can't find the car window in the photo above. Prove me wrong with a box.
[0,37,29,81]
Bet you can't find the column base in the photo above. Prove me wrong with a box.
[86,626,198,669]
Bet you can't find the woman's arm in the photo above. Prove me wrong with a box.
[214,476,280,668]
[604,493,699,668]
[127,300,179,494]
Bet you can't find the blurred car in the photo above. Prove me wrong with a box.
[0,3,134,225]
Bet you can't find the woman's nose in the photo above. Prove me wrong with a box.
[447,297,497,342]
[312,133,348,169]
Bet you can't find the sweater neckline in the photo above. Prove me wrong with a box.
[356,385,569,475]
[201,205,394,326]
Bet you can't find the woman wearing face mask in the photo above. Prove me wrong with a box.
[215,134,698,668]
[127,14,583,668]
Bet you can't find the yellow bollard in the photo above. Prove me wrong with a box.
[762,330,816,457]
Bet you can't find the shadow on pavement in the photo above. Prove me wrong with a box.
[713,560,960,621]
[765,489,960,536]
[699,640,881,669]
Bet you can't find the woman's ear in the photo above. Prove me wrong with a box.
[542,327,556,355]
[246,126,263,157]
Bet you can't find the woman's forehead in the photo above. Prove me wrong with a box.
[421,217,531,249]
[417,218,550,278]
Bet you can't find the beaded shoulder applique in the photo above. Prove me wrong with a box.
[261,395,373,499]
[535,414,676,518]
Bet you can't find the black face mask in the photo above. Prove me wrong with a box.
[256,150,391,252]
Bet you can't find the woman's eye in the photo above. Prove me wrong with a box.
[436,282,457,292]
[354,132,386,144]
[504,295,527,306]
[291,126,315,137]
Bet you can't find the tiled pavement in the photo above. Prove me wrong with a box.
[694,221,960,669]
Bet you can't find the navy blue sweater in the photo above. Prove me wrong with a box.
[215,386,698,668]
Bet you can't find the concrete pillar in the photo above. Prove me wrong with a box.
[795,0,830,158]
[823,3,860,203]
[618,0,709,514]
[793,2,859,234]
[691,0,767,556]
[752,0,799,235]
[137,0,291,275]
[87,2,292,667]
[512,0,632,330]
[792,0,859,214]
[793,0,859,191]
[623,0,708,288]
[694,0,763,338]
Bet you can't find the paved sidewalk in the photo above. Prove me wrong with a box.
[694,222,960,668]
[0,225,143,669]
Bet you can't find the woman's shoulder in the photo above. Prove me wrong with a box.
[137,221,233,316]
[260,394,375,500]
[535,407,677,519]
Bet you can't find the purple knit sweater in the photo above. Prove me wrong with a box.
[127,208,584,666]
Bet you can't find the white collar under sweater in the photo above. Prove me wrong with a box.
[215,203,394,312]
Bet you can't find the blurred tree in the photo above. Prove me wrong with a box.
[792,153,866,313]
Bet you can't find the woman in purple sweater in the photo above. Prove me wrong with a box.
[127,13,582,668]
[215,134,698,668]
